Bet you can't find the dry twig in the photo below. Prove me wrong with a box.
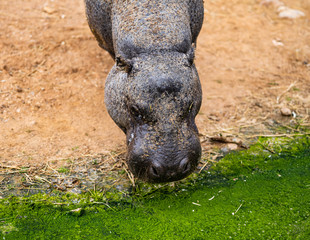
[122,163,135,187]
[0,165,21,170]
[276,81,297,104]
[0,177,5,184]
[199,161,210,174]
[248,133,309,138]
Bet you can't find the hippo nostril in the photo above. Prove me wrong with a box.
[184,161,191,172]
[149,163,162,179]
[179,158,191,174]
[151,166,159,177]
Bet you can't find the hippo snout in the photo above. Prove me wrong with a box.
[127,126,201,183]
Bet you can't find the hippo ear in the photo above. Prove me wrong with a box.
[116,56,133,74]
[189,0,204,45]
[104,65,130,133]
[85,0,115,58]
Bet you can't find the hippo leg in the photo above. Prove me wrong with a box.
[84,0,115,58]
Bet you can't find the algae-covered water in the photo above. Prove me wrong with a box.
[0,136,309,239]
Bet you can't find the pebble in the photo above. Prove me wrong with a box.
[260,1,306,19]
[221,143,238,154]
[56,185,67,191]
[16,86,23,92]
[260,0,284,8]
[69,187,82,194]
[70,208,84,217]
[272,39,284,47]
[227,143,238,151]
[43,6,56,14]
[281,107,292,116]
[278,6,305,19]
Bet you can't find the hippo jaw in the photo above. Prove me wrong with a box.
[105,52,202,183]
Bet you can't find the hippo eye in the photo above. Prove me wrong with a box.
[130,105,142,118]
[116,57,132,73]
[181,103,194,120]
[188,56,194,66]
[186,47,195,66]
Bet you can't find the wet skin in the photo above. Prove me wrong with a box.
[85,0,204,182]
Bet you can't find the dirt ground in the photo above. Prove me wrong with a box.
[0,0,309,169]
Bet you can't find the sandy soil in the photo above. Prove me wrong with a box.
[0,0,309,167]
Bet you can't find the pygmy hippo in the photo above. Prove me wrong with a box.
[85,0,204,183]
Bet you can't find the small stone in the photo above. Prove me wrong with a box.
[221,144,238,154]
[69,187,82,194]
[281,107,292,116]
[43,6,56,14]
[63,178,79,188]
[56,185,67,191]
[232,138,242,146]
[227,143,238,151]
[272,39,284,47]
[278,7,305,19]
[221,147,229,153]
[254,102,263,108]
[70,208,84,217]
[260,0,284,8]
[29,121,37,126]
[16,86,23,92]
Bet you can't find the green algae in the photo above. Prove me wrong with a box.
[0,136,309,239]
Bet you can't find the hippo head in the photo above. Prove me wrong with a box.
[105,50,202,183]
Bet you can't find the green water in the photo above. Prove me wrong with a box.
[0,136,309,239]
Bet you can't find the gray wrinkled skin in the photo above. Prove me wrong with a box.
[85,0,204,183]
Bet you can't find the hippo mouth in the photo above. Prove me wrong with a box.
[146,157,195,183]
[128,150,201,183]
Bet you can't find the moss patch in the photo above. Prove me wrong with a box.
[0,136,309,239]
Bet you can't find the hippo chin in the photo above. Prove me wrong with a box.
[85,0,204,183]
